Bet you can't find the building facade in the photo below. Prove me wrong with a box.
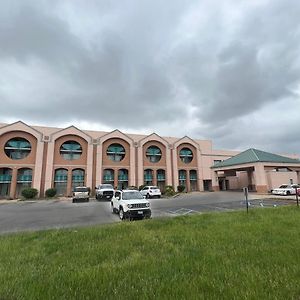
[0,121,299,199]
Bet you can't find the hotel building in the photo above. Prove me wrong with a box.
[0,121,299,199]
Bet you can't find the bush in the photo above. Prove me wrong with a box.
[21,188,38,199]
[45,188,57,198]
[139,184,146,191]
[164,185,176,197]
[177,185,186,193]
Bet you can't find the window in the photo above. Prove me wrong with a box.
[103,169,114,183]
[72,169,85,190]
[0,168,12,198]
[146,146,162,163]
[107,144,125,162]
[157,169,165,181]
[54,169,68,196]
[178,170,187,190]
[144,169,153,185]
[189,170,197,180]
[60,141,82,160]
[4,138,31,160]
[16,168,32,196]
[179,148,193,164]
[214,160,222,165]
[118,169,128,190]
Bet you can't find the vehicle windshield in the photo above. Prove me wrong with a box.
[100,184,113,189]
[122,191,144,200]
[74,187,89,192]
[279,185,288,188]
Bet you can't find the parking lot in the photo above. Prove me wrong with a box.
[0,192,297,234]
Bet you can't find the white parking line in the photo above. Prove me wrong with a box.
[166,208,199,215]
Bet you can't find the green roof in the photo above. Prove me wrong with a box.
[212,148,300,169]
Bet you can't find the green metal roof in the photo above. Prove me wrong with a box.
[212,148,300,169]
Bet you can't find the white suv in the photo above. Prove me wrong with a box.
[140,186,161,199]
[111,190,151,220]
[72,186,90,203]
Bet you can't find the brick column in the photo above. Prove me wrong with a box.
[67,168,73,197]
[10,168,18,199]
[153,170,157,186]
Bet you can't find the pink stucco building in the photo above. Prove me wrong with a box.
[0,121,299,199]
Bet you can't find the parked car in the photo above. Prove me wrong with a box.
[111,189,151,220]
[95,184,114,200]
[272,184,300,196]
[140,186,161,198]
[72,186,90,203]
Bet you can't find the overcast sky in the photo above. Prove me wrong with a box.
[1,0,300,154]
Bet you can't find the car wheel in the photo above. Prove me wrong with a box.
[119,207,124,220]
[286,191,290,196]
[96,194,99,200]
[146,194,150,199]
[111,203,115,214]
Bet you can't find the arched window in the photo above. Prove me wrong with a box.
[189,170,197,181]
[72,169,85,190]
[157,169,165,181]
[4,138,31,160]
[107,144,125,162]
[60,141,82,160]
[179,148,193,164]
[17,168,32,183]
[0,168,12,198]
[17,168,32,196]
[178,170,187,190]
[190,170,198,191]
[157,169,166,193]
[146,146,162,163]
[118,169,128,190]
[54,169,68,196]
[144,169,153,185]
[103,169,114,183]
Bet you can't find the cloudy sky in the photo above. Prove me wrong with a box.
[1,0,300,153]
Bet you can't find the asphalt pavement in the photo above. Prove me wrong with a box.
[0,192,296,234]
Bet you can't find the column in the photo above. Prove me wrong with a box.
[10,168,18,199]
[254,164,268,193]
[212,171,220,191]
[67,168,72,197]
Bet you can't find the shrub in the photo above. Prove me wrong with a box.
[21,188,38,199]
[164,185,175,197]
[177,185,186,193]
[45,188,57,198]
[139,184,146,191]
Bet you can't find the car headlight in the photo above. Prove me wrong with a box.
[146,203,150,207]
[127,204,133,208]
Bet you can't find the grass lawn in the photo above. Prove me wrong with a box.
[1,207,300,299]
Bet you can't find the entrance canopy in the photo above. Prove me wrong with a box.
[211,148,300,193]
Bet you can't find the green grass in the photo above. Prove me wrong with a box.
[1,207,300,299]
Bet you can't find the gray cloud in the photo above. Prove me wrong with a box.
[0,0,300,153]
